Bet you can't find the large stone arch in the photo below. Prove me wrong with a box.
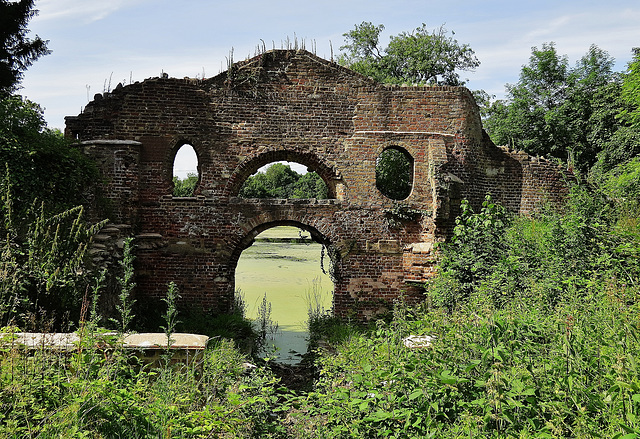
[229,218,337,295]
[68,49,573,320]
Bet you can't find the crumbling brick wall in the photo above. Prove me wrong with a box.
[66,49,571,319]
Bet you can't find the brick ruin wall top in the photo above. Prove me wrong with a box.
[66,50,572,318]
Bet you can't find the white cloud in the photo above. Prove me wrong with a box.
[33,0,146,24]
[19,0,640,129]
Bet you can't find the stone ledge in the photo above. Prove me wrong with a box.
[3,332,209,351]
[229,197,341,205]
[80,139,142,146]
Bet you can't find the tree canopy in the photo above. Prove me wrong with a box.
[619,48,640,129]
[0,0,50,94]
[483,43,639,175]
[375,148,413,200]
[173,173,198,197]
[339,22,480,86]
[238,163,328,199]
[0,95,98,217]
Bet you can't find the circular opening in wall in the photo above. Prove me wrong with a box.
[375,146,414,200]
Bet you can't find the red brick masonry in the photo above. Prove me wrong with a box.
[66,50,571,319]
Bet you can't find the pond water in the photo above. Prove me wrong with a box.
[235,226,333,363]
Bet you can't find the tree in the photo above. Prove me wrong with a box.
[375,148,413,200]
[484,43,622,173]
[619,48,640,129]
[239,172,271,198]
[238,164,328,199]
[263,163,298,198]
[339,22,479,86]
[563,45,619,170]
[292,172,328,199]
[0,0,50,93]
[592,48,640,175]
[173,173,198,197]
[0,95,98,217]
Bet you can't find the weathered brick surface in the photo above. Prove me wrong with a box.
[66,50,571,319]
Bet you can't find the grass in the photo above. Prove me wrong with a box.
[2,186,639,437]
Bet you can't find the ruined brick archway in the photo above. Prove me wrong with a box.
[67,49,572,319]
[224,149,341,199]
[230,219,337,293]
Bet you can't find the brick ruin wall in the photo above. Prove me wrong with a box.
[65,50,572,319]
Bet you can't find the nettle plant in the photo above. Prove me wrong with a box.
[429,195,510,310]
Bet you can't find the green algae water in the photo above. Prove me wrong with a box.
[235,226,332,363]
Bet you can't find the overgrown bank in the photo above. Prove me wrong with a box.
[2,174,640,437]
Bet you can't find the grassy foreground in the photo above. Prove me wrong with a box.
[1,290,639,438]
[1,181,639,437]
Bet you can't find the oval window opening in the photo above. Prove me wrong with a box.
[375,147,413,200]
[238,161,328,199]
[173,144,198,196]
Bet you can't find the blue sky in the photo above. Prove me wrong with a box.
[19,0,640,134]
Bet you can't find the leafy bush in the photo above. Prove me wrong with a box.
[173,173,198,197]
[0,330,283,438]
[239,163,328,199]
[430,185,639,312]
[0,177,105,329]
[0,95,98,217]
[294,292,640,438]
[429,195,510,309]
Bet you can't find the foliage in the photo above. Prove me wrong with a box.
[339,22,480,86]
[483,43,630,174]
[0,175,105,329]
[161,281,181,348]
[375,147,413,200]
[239,163,328,199]
[0,0,50,94]
[0,95,98,216]
[281,179,640,438]
[430,195,509,310]
[2,179,639,438]
[254,293,279,358]
[591,48,640,176]
[110,237,136,333]
[173,173,198,197]
[602,157,640,210]
[619,48,640,128]
[0,330,284,438]
[293,292,640,438]
[430,183,639,312]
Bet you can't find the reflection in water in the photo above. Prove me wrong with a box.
[235,226,332,363]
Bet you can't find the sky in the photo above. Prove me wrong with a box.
[16,0,640,176]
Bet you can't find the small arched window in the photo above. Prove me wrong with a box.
[375,146,414,200]
[172,144,199,196]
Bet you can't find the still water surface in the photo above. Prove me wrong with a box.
[235,226,332,363]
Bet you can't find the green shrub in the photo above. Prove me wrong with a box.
[173,173,198,197]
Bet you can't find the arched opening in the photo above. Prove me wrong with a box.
[238,161,329,199]
[172,143,199,196]
[225,150,339,199]
[235,224,334,363]
[376,146,414,200]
